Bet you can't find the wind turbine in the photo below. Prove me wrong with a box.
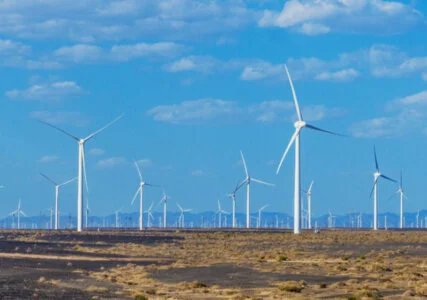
[257,204,269,228]
[48,207,53,229]
[226,183,240,228]
[40,114,123,232]
[40,173,76,230]
[238,151,274,229]
[176,203,191,228]
[370,146,396,231]
[391,172,407,229]
[145,202,154,228]
[217,200,229,228]
[85,198,90,228]
[131,161,157,231]
[113,208,122,229]
[303,181,314,229]
[10,199,27,230]
[160,190,169,228]
[276,65,342,234]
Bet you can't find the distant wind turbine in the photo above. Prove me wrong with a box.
[176,203,191,228]
[257,204,269,228]
[226,183,240,228]
[85,197,90,228]
[391,172,407,229]
[370,146,396,231]
[276,65,342,234]
[10,199,27,230]
[160,190,169,228]
[217,200,229,228]
[40,173,76,230]
[303,181,314,229]
[131,161,157,231]
[145,202,154,228]
[40,114,123,232]
[237,151,274,228]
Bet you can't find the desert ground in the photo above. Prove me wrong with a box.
[0,229,425,299]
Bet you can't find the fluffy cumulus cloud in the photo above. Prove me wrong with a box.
[315,68,360,81]
[259,0,422,35]
[97,157,128,169]
[0,0,257,42]
[147,99,345,124]
[37,155,60,163]
[89,148,105,156]
[30,111,89,127]
[6,81,84,101]
[350,90,427,138]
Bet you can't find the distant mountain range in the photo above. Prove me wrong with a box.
[2,210,427,230]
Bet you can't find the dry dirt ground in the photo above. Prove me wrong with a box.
[0,229,426,299]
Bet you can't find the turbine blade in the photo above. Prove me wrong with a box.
[374,146,379,172]
[83,114,124,142]
[308,181,314,192]
[131,186,141,205]
[20,211,27,217]
[39,120,80,141]
[240,151,249,177]
[381,174,397,183]
[176,203,183,212]
[235,179,247,191]
[218,200,221,211]
[370,178,379,198]
[261,204,269,211]
[59,177,77,187]
[252,178,275,187]
[284,65,303,121]
[305,124,344,136]
[134,161,143,181]
[400,170,403,189]
[40,173,57,186]
[276,127,300,175]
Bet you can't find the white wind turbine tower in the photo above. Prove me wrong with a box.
[226,183,240,228]
[131,161,157,231]
[40,173,76,230]
[303,181,314,229]
[114,208,122,228]
[392,172,407,229]
[276,65,342,234]
[85,198,90,228]
[145,202,154,228]
[48,207,53,229]
[40,114,123,232]
[217,200,229,228]
[370,146,396,231]
[257,204,269,229]
[160,190,169,228]
[238,151,275,229]
[10,199,27,230]
[176,203,191,228]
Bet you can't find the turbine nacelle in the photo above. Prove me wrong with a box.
[374,172,381,179]
[294,120,306,129]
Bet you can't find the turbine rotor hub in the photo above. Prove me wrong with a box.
[294,120,306,129]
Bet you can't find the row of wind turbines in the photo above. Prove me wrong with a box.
[1,64,416,234]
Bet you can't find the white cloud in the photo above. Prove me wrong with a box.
[191,169,205,176]
[38,155,59,163]
[97,157,128,169]
[147,99,345,124]
[89,148,105,156]
[30,111,89,127]
[350,90,427,138]
[315,68,360,81]
[258,0,422,35]
[240,61,283,81]
[6,81,84,101]
[136,159,152,168]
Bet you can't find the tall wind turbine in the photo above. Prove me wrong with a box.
[303,181,314,229]
[276,65,342,234]
[257,204,269,228]
[10,199,27,229]
[40,173,76,230]
[238,151,274,228]
[131,161,157,231]
[40,114,123,232]
[85,198,90,228]
[370,146,396,231]
[160,190,169,228]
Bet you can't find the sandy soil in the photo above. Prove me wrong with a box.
[0,229,425,299]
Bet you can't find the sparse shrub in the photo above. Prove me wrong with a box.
[145,288,156,295]
[277,255,288,262]
[278,281,305,293]
[38,277,46,283]
[359,255,366,260]
[341,255,350,261]
[319,283,327,289]
[134,295,148,300]
[85,286,108,293]
[190,281,208,288]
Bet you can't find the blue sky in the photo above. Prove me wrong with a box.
[0,0,427,218]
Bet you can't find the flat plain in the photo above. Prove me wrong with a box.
[0,229,426,299]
